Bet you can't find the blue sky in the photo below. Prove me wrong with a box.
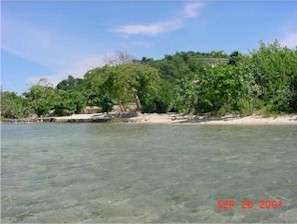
[1,0,297,93]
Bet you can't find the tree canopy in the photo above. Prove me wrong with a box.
[1,41,297,119]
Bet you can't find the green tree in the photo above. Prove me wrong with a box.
[85,63,161,112]
[250,41,297,112]
[56,75,84,91]
[53,90,86,116]
[1,91,29,119]
[189,63,259,114]
[98,95,114,113]
[24,85,57,116]
[4,41,297,118]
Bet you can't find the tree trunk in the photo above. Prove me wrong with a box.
[119,103,126,112]
[133,92,142,112]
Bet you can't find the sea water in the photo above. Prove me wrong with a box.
[1,123,297,222]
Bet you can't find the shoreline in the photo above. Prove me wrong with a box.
[2,112,297,125]
[127,113,297,125]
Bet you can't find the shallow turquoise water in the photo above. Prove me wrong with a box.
[1,123,297,223]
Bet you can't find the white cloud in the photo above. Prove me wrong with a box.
[115,1,204,36]
[27,55,106,86]
[115,20,182,36]
[26,52,126,87]
[281,31,297,48]
[2,2,206,91]
[2,17,126,89]
[183,1,203,18]
[1,16,113,72]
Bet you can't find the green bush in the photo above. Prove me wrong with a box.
[237,98,254,115]
[216,104,232,116]
[24,85,57,116]
[1,91,29,119]
[54,90,85,116]
[250,41,297,112]
[98,95,113,113]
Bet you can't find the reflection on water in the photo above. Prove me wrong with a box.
[1,123,297,223]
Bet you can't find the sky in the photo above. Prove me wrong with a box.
[1,0,297,93]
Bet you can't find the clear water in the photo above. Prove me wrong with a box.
[1,123,297,223]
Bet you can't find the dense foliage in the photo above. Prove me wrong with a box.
[1,91,29,118]
[1,41,297,119]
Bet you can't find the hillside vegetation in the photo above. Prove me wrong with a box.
[1,41,297,119]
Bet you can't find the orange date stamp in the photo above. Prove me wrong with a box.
[216,199,282,209]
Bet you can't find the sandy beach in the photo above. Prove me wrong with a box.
[38,112,297,125]
[128,113,297,125]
